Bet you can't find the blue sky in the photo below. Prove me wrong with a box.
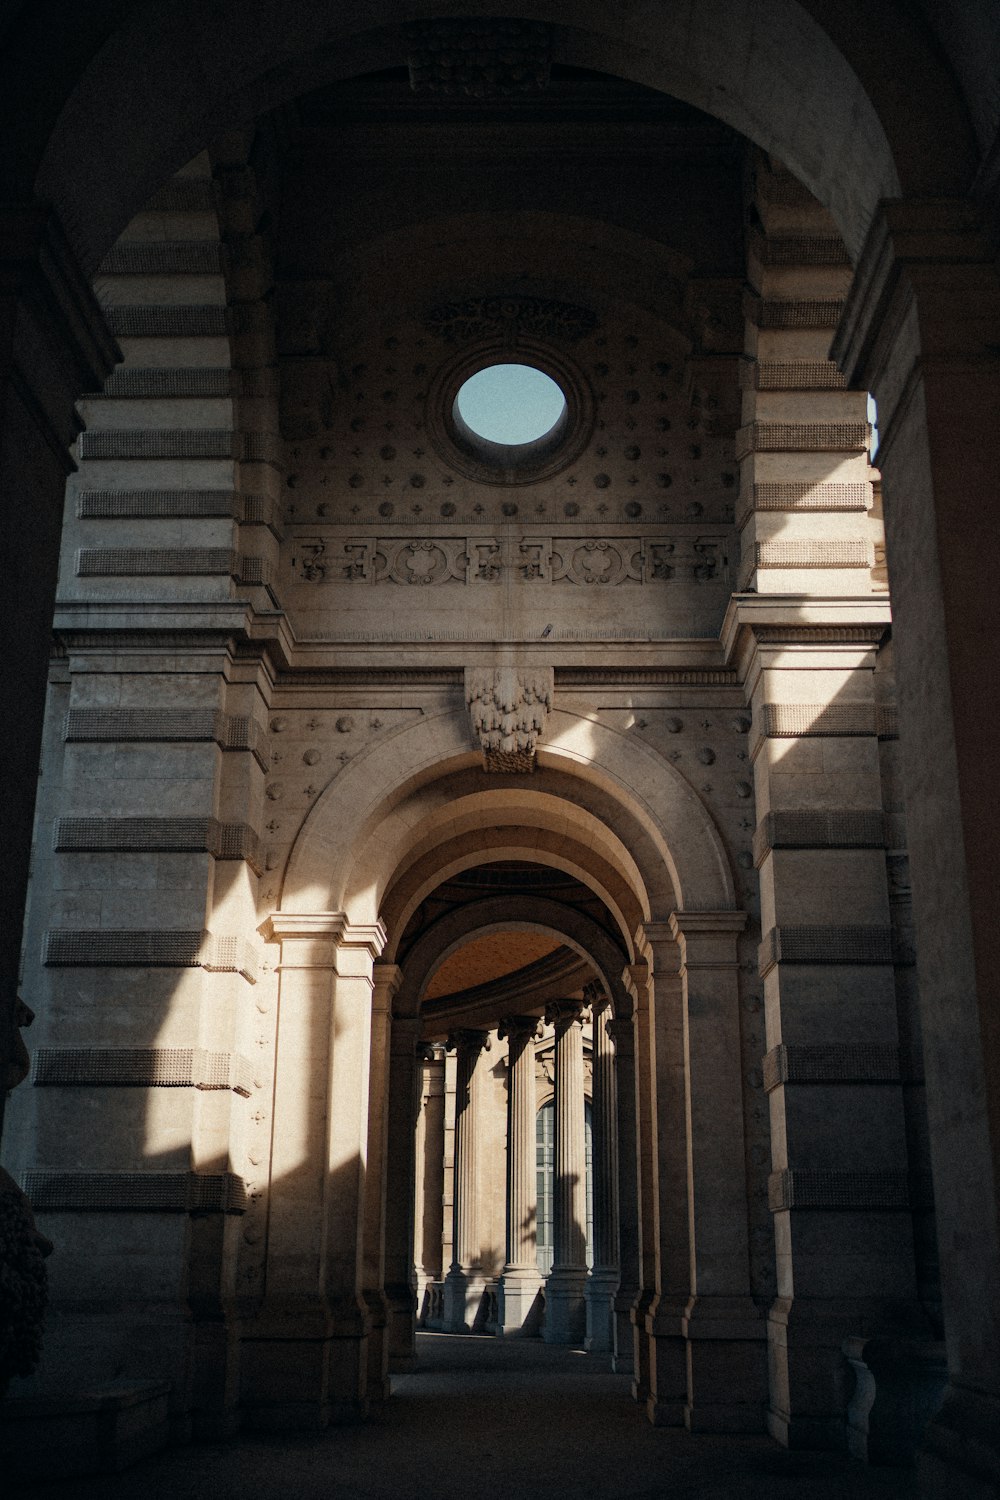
[457,363,566,444]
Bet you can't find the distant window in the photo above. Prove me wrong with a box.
[867,393,879,460]
[535,1098,593,1276]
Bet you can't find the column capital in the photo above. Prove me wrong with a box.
[372,962,403,1013]
[604,1017,633,1051]
[544,999,588,1028]
[620,960,649,1007]
[446,1027,491,1056]
[668,910,746,969]
[497,1014,541,1044]
[583,979,611,1016]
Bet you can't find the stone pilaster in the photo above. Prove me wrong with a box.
[383,1014,422,1369]
[361,964,402,1402]
[606,1011,638,1375]
[625,949,687,1425]
[542,1001,589,1344]
[0,205,118,1145]
[585,992,619,1352]
[666,912,767,1433]
[497,1015,543,1336]
[414,1048,445,1321]
[832,198,1000,1491]
[442,1028,490,1332]
[242,913,385,1427]
[622,961,658,1404]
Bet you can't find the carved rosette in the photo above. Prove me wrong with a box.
[466,665,553,773]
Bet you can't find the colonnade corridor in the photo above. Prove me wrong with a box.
[18,1333,918,1500]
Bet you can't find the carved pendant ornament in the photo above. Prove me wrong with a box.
[466,665,553,773]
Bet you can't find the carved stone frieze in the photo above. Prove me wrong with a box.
[466,665,553,772]
[291,533,729,587]
[406,19,551,99]
[425,294,593,344]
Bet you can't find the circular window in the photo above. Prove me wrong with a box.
[455,364,567,446]
[426,342,594,485]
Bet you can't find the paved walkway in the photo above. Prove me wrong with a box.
[23,1332,918,1500]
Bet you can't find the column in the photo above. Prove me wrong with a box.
[243,914,384,1427]
[606,1010,638,1374]
[0,207,117,1143]
[624,955,686,1424]
[665,914,768,1433]
[360,963,400,1403]
[413,1047,445,1321]
[497,1015,543,1335]
[832,199,1000,1491]
[442,1029,490,1332]
[383,1016,423,1370]
[543,1001,588,1344]
[585,992,619,1352]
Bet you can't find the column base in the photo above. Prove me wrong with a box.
[385,1279,417,1369]
[240,1335,370,1429]
[497,1268,544,1336]
[543,1268,588,1344]
[442,1268,489,1333]
[362,1290,391,1404]
[918,1384,1000,1497]
[645,1297,687,1427]
[611,1288,635,1374]
[631,1288,655,1402]
[585,1268,618,1352]
[682,1296,768,1434]
[843,1335,946,1465]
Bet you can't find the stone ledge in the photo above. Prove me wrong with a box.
[753,809,886,863]
[22,1171,248,1213]
[54,816,263,873]
[753,539,872,570]
[768,1169,910,1211]
[736,420,868,458]
[63,708,267,767]
[758,925,893,973]
[763,1043,904,1090]
[33,1046,253,1094]
[99,240,222,275]
[43,929,259,982]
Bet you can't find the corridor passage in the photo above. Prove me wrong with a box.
[20,1334,918,1500]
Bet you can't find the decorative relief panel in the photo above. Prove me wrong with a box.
[290,532,729,587]
[466,665,553,772]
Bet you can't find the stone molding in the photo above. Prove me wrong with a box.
[406,19,551,99]
[762,1044,903,1091]
[144,179,216,213]
[98,241,223,275]
[63,708,267,767]
[43,929,259,982]
[735,422,868,459]
[757,702,877,739]
[767,1169,913,1212]
[753,809,886,864]
[76,548,274,588]
[75,488,279,531]
[746,297,845,329]
[753,539,871,570]
[77,428,280,463]
[466,664,553,771]
[758,925,893,974]
[54,817,263,874]
[748,232,850,267]
[750,362,848,391]
[22,1171,247,1214]
[743,481,870,516]
[104,304,228,339]
[259,912,387,966]
[33,1046,253,1095]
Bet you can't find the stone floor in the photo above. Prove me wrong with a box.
[19,1332,920,1499]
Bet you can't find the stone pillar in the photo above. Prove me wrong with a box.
[543,1001,589,1344]
[665,913,767,1432]
[624,953,686,1425]
[606,1010,638,1375]
[585,992,619,1352]
[243,914,384,1427]
[0,207,117,1145]
[832,199,1000,1491]
[622,961,658,1405]
[497,1015,543,1335]
[361,963,400,1403]
[383,1015,422,1371]
[414,1048,446,1321]
[442,1029,490,1332]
